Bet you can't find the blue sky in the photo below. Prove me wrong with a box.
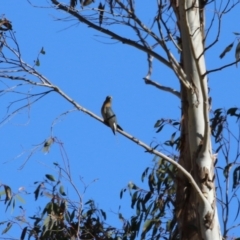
[1,0,240,238]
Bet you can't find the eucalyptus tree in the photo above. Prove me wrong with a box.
[1,1,240,240]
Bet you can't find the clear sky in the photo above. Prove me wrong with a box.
[1,0,240,239]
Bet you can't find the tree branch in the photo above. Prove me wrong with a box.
[50,0,171,68]
[143,77,180,98]
[157,13,191,90]
[204,60,239,76]
[1,29,210,213]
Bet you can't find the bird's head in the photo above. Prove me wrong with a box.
[105,96,112,102]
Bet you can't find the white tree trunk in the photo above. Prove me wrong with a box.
[176,1,222,239]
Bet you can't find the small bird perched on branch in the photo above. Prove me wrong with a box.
[101,96,123,135]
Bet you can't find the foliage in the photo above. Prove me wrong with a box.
[1,106,240,239]
[1,0,240,239]
[1,164,118,240]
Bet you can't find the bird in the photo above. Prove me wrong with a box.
[101,96,122,135]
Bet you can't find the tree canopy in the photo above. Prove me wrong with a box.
[1,1,240,240]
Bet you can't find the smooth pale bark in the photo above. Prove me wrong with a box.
[175,1,221,239]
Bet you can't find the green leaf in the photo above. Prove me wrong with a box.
[145,202,154,220]
[143,191,152,204]
[100,209,107,220]
[156,125,164,133]
[12,198,15,212]
[148,173,155,192]
[65,211,70,223]
[141,200,147,214]
[135,218,141,233]
[227,107,240,120]
[154,119,162,128]
[2,222,13,234]
[118,213,124,221]
[131,191,138,209]
[70,209,75,222]
[45,174,55,182]
[141,167,149,182]
[85,199,93,205]
[0,190,4,198]
[42,202,53,216]
[120,188,126,199]
[5,197,12,212]
[42,216,51,235]
[227,107,238,115]
[136,199,141,216]
[170,131,177,146]
[20,226,28,240]
[59,185,66,196]
[15,194,26,204]
[213,108,222,114]
[215,124,223,143]
[219,42,234,59]
[152,225,158,237]
[34,184,42,201]
[35,58,40,66]
[128,182,137,190]
[223,163,233,179]
[0,221,7,225]
[166,220,171,232]
[215,144,222,153]
[142,219,152,233]
[131,216,138,231]
[4,185,12,203]
[40,47,46,54]
[233,166,240,189]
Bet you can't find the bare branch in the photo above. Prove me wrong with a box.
[50,109,78,136]
[0,25,210,214]
[50,0,171,68]
[116,126,211,209]
[204,60,239,76]
[157,13,191,90]
[143,77,180,98]
[1,90,53,126]
[205,1,240,53]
